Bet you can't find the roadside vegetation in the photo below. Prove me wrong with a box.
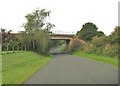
[1,8,55,55]
[73,22,119,66]
[72,50,118,66]
[2,51,52,84]
[1,8,119,84]
[1,8,54,84]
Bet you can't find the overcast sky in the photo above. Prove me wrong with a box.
[0,0,119,35]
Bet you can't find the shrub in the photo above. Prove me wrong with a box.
[82,43,96,54]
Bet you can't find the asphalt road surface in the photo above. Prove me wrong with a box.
[24,46,118,84]
[49,44,66,54]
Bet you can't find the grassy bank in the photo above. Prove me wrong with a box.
[2,51,52,84]
[72,50,118,67]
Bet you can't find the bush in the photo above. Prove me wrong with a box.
[81,43,96,54]
[102,44,118,57]
[91,36,108,47]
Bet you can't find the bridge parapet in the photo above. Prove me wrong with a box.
[50,30,75,35]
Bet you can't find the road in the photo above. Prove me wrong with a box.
[24,46,118,84]
[49,44,66,54]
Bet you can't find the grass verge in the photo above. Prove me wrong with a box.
[72,50,118,67]
[2,51,52,84]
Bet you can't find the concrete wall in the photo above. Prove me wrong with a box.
[66,37,85,52]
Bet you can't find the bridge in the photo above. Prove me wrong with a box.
[49,34,75,40]
[49,30,85,52]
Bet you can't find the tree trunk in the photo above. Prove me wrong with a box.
[25,46,27,51]
[28,46,29,51]
[21,45,23,51]
[33,41,35,51]
[13,46,15,53]
[17,46,19,52]
[7,44,9,54]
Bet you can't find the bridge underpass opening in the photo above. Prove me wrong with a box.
[49,39,70,54]
[65,40,70,45]
[50,39,70,46]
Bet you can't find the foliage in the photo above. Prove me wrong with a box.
[22,8,54,54]
[78,26,119,58]
[1,28,18,52]
[33,29,50,54]
[108,26,119,45]
[102,44,118,57]
[77,22,100,42]
[9,40,19,52]
[2,8,54,55]
[24,9,50,32]
[97,31,105,37]
[16,31,32,51]
[91,36,108,47]
[2,42,7,51]
[45,22,55,32]
[1,28,15,43]
[81,43,96,53]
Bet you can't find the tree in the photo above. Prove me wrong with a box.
[9,40,19,53]
[23,8,54,54]
[1,28,14,43]
[77,22,98,42]
[1,28,6,32]
[33,29,50,54]
[108,26,119,45]
[106,26,119,57]
[1,28,15,52]
[45,23,55,32]
[24,9,51,33]
[97,31,105,37]
[16,31,30,51]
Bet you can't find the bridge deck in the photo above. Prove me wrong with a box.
[49,34,75,37]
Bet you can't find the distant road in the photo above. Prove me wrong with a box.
[24,46,118,84]
[49,44,65,54]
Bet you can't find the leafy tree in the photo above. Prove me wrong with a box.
[9,40,19,53]
[33,29,50,54]
[16,31,28,51]
[24,9,51,33]
[45,22,55,32]
[80,26,119,58]
[108,26,119,45]
[77,22,99,42]
[97,31,105,37]
[1,28,16,52]
[23,8,54,54]
[1,28,15,43]
[1,28,6,32]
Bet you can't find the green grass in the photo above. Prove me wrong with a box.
[2,51,52,84]
[72,50,118,67]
